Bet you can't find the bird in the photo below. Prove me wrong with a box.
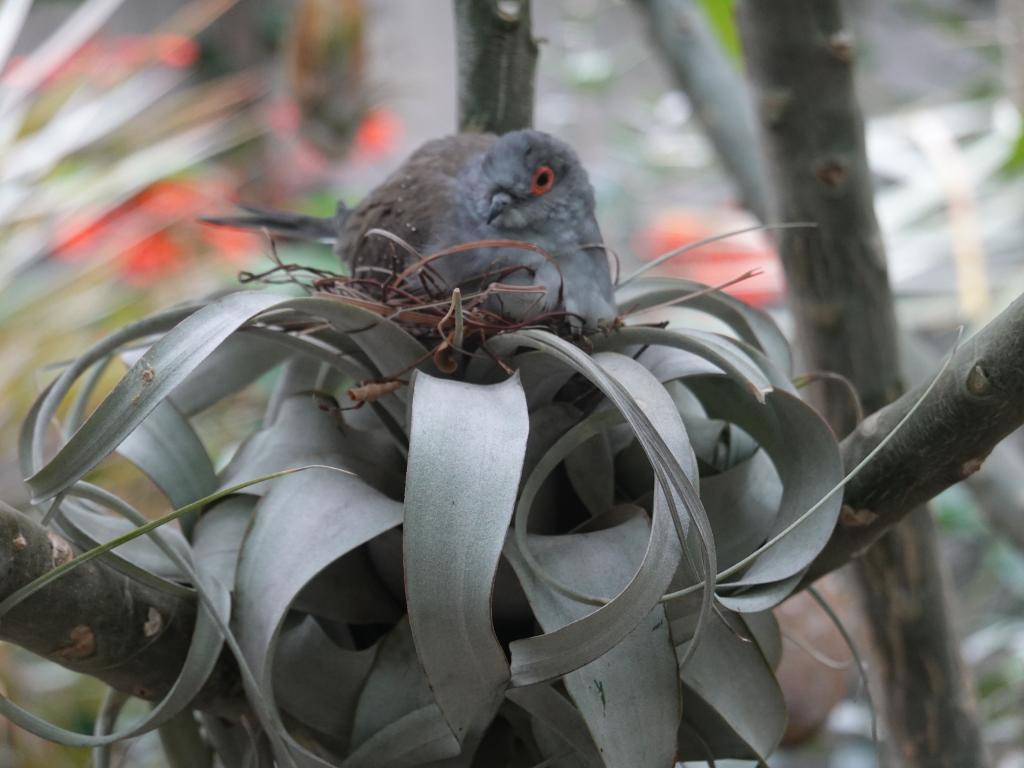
[203,130,617,330]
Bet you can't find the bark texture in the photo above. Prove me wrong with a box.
[454,0,537,134]
[854,508,985,767]
[738,3,989,766]
[1000,0,1024,111]
[0,507,239,713]
[738,2,901,429]
[631,0,768,220]
[1,294,1023,723]
[810,293,1024,580]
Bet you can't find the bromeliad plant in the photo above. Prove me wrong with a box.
[5,264,847,766]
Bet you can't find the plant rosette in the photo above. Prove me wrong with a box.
[10,273,846,767]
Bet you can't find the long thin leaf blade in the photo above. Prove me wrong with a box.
[0,0,33,75]
[118,399,218,511]
[0,0,124,109]
[616,277,792,373]
[506,512,680,767]
[26,291,427,502]
[676,610,786,761]
[499,343,707,686]
[505,685,603,768]
[26,291,283,501]
[404,372,529,742]
[235,465,402,695]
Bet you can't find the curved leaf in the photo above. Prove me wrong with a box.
[219,394,350,496]
[563,429,614,518]
[403,372,528,743]
[700,449,782,570]
[716,573,804,614]
[26,291,426,502]
[220,393,405,499]
[234,465,403,719]
[23,304,202,479]
[520,402,584,535]
[26,292,282,501]
[687,378,843,601]
[743,611,783,670]
[634,345,722,383]
[596,326,770,399]
[190,495,256,589]
[273,615,378,741]
[505,512,679,768]
[615,277,792,374]
[230,394,403,765]
[676,610,786,762]
[505,686,602,768]
[169,333,291,416]
[492,337,708,686]
[340,705,461,768]
[686,329,796,393]
[118,399,217,529]
[349,619,434,751]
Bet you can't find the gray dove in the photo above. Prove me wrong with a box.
[204,130,617,330]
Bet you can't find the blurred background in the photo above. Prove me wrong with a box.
[0,0,1023,766]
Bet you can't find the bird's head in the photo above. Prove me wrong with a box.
[470,129,595,232]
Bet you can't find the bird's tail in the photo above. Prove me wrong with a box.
[200,202,347,244]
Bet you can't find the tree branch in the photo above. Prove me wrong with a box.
[0,507,239,716]
[630,0,768,220]
[807,293,1024,582]
[453,0,537,134]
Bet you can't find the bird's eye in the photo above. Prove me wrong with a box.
[530,165,555,196]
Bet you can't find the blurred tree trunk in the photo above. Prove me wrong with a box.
[197,0,287,76]
[855,507,988,766]
[453,0,537,134]
[967,439,1024,552]
[630,0,768,220]
[738,3,988,767]
[1000,0,1024,111]
[284,0,368,158]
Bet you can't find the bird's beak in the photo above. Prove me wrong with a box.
[487,192,511,225]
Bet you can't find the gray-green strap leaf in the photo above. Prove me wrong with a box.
[404,371,529,743]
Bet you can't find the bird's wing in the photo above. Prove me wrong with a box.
[339,133,496,276]
[560,213,617,327]
[201,203,347,244]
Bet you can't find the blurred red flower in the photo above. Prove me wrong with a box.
[155,35,199,69]
[636,209,784,307]
[353,107,401,158]
[51,178,259,283]
[120,231,181,281]
[200,223,260,263]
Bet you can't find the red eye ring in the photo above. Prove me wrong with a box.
[530,165,555,196]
